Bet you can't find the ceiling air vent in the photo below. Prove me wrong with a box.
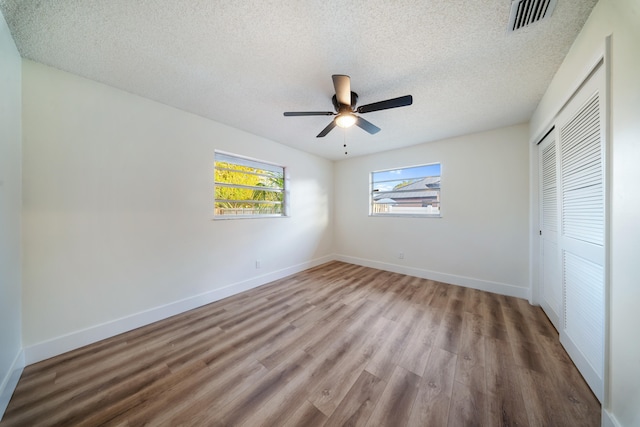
[508,0,557,31]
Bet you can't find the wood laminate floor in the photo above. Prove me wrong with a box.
[1,261,600,426]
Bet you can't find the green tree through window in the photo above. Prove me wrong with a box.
[214,153,286,218]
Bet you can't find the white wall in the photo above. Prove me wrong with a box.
[0,11,23,420]
[530,0,640,425]
[21,60,334,361]
[334,124,530,298]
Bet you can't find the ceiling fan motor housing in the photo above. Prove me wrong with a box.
[332,92,359,112]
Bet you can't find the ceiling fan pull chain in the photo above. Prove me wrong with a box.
[343,129,348,155]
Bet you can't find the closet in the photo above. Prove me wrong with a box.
[537,63,606,402]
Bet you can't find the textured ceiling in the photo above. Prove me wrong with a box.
[1,0,597,160]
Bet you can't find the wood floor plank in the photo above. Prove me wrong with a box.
[455,318,486,393]
[0,261,600,427]
[463,287,485,316]
[510,339,546,373]
[364,320,412,381]
[462,311,484,336]
[155,359,270,426]
[206,349,314,426]
[407,347,457,426]
[536,336,601,426]
[517,366,572,427]
[290,299,347,329]
[379,274,419,321]
[434,311,464,354]
[261,299,370,372]
[445,284,467,315]
[396,307,434,376]
[323,370,387,427]
[4,360,172,426]
[516,299,558,339]
[448,379,489,427]
[108,323,282,426]
[479,292,510,341]
[485,337,530,427]
[101,358,262,426]
[407,276,437,307]
[504,315,537,347]
[366,365,420,427]
[237,356,330,427]
[428,281,452,309]
[303,299,377,357]
[281,400,328,427]
[307,315,395,415]
[201,321,295,367]
[77,361,210,426]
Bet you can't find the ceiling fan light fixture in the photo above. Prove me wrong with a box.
[335,113,357,128]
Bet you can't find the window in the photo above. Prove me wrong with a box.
[214,152,287,218]
[370,163,441,217]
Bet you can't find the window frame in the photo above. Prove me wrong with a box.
[214,151,289,220]
[369,162,442,218]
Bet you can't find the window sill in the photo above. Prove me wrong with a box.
[369,214,442,218]
[213,214,290,220]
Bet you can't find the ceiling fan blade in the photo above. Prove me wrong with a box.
[332,75,351,107]
[357,95,413,114]
[317,120,337,137]
[355,116,381,134]
[284,111,334,116]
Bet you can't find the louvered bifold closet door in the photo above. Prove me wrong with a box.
[542,142,558,234]
[561,94,604,245]
[557,65,605,402]
[539,133,561,328]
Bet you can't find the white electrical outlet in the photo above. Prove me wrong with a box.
[256,260,261,269]
[398,252,404,259]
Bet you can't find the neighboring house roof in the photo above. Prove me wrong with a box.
[373,177,440,201]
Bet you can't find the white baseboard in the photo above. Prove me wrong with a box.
[0,349,25,422]
[602,409,621,427]
[24,255,334,365]
[335,255,529,299]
